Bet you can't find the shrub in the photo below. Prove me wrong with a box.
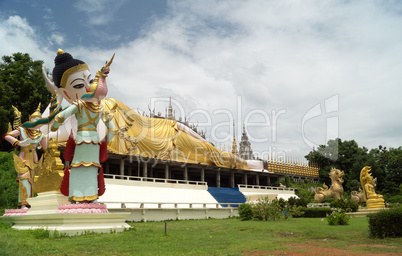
[239,197,303,221]
[287,196,298,206]
[294,207,333,218]
[288,196,308,208]
[326,210,350,225]
[368,207,402,238]
[254,197,282,221]
[296,188,315,204]
[238,203,253,221]
[283,204,304,219]
[330,199,358,212]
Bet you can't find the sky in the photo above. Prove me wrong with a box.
[1,0,402,162]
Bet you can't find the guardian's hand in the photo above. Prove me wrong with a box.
[18,138,32,147]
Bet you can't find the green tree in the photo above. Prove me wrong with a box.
[0,52,50,151]
[0,151,18,211]
[306,139,402,198]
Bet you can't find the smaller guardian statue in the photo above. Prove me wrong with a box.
[314,168,344,203]
[2,104,47,208]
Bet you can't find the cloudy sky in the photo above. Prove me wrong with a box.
[1,0,401,161]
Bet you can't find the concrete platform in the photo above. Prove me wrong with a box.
[1,212,131,235]
[1,191,130,236]
[346,208,387,218]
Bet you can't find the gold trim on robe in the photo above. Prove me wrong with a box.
[69,194,98,202]
[70,161,102,168]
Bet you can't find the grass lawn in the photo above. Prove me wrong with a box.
[0,217,401,255]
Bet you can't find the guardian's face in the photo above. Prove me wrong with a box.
[60,69,93,103]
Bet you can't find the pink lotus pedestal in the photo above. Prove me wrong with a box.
[1,191,130,236]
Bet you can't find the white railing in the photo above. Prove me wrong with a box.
[100,201,242,209]
[104,174,207,186]
[238,184,296,192]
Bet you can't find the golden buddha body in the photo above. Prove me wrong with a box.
[360,166,385,209]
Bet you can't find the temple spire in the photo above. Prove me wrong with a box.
[239,121,253,160]
[231,121,239,156]
[167,96,174,120]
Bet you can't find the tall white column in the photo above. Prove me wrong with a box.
[230,171,234,188]
[216,169,221,187]
[184,166,188,180]
[256,173,260,186]
[201,168,205,182]
[120,158,125,176]
[143,162,148,177]
[243,172,248,185]
[165,164,169,179]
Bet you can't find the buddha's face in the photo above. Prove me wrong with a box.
[59,69,93,104]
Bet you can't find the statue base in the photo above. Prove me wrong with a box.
[26,191,69,215]
[1,191,130,236]
[366,198,385,209]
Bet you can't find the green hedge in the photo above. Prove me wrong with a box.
[368,207,402,238]
[330,199,358,212]
[293,207,333,218]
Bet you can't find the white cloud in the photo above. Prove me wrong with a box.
[1,1,402,160]
[49,32,64,45]
[0,15,53,64]
[106,0,402,159]
[73,0,127,26]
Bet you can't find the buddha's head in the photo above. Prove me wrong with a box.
[52,49,93,104]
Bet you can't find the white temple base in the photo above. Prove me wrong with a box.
[2,212,130,236]
[1,191,130,236]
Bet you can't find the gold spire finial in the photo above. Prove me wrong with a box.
[12,105,22,129]
[57,49,65,55]
[232,120,239,156]
[29,103,42,120]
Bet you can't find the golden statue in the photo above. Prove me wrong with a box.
[350,187,365,204]
[314,168,344,203]
[32,138,64,193]
[360,166,385,209]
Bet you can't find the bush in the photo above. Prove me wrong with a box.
[293,207,333,218]
[288,196,308,208]
[330,199,358,212]
[253,197,282,221]
[368,207,402,238]
[239,197,304,221]
[295,188,314,205]
[326,210,350,225]
[238,203,253,221]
